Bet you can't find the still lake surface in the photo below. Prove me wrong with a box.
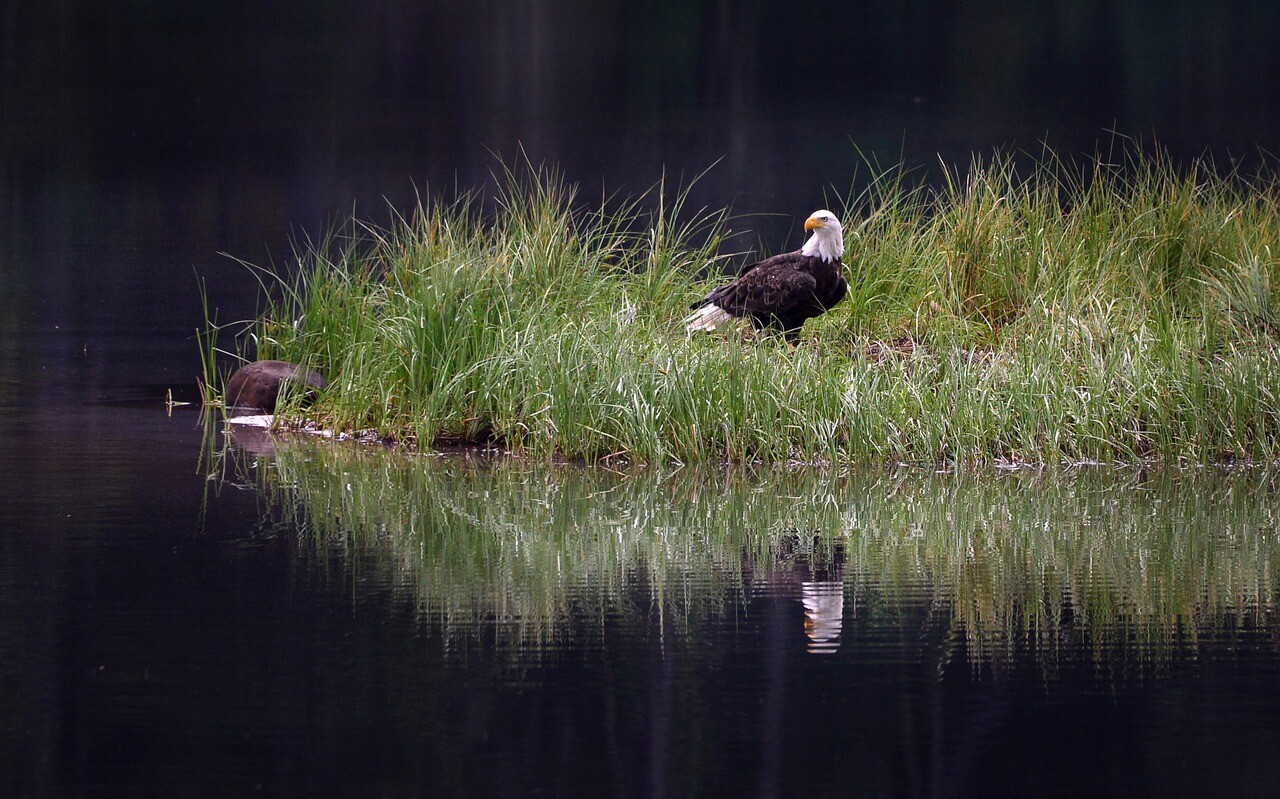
[7,2,1280,796]
[5,404,1280,796]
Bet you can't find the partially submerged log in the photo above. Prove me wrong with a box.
[224,360,327,413]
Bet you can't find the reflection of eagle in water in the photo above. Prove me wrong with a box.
[685,210,848,343]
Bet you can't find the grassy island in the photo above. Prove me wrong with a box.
[206,150,1280,465]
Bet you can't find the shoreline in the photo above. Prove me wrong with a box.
[205,152,1280,465]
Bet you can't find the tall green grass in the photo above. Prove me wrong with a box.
[205,149,1280,464]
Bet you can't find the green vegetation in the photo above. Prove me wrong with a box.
[206,148,1280,464]
[220,438,1280,670]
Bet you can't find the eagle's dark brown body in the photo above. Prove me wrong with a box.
[690,251,848,342]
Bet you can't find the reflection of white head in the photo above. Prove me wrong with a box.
[802,580,845,654]
[800,210,845,263]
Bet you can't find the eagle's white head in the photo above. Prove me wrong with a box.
[800,210,844,262]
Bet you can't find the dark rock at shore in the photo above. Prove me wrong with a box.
[225,360,327,412]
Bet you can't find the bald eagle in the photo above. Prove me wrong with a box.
[685,210,848,343]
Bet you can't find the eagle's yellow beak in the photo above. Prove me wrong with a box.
[804,216,823,232]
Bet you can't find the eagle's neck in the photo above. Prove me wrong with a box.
[801,227,843,262]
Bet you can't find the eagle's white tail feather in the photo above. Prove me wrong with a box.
[684,304,733,332]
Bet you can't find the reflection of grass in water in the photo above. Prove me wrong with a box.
[266,445,832,652]
[840,471,1280,671]
[251,440,1280,666]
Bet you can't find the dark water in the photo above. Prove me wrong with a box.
[6,421,1280,797]
[6,2,1280,796]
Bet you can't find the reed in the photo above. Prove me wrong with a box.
[205,148,1280,464]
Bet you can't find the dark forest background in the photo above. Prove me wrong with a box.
[3,1,1280,402]
[7,2,1280,201]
